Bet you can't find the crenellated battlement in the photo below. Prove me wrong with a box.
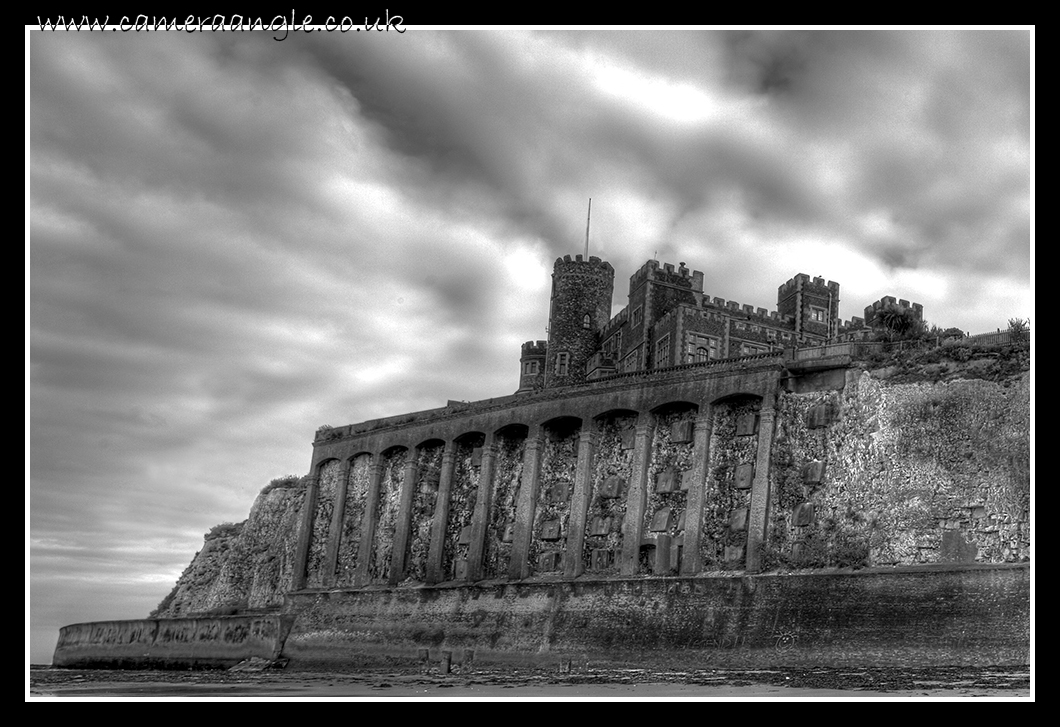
[627,258,704,294]
[864,297,924,323]
[778,273,840,300]
[554,254,615,280]
[521,340,548,357]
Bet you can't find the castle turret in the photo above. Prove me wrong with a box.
[517,340,547,393]
[777,273,841,343]
[543,254,615,388]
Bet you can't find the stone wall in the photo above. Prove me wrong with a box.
[281,565,1028,669]
[766,370,1030,570]
[53,614,291,669]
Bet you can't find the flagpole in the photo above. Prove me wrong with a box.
[585,198,591,258]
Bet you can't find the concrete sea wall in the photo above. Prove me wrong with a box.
[53,614,292,669]
[281,564,1028,669]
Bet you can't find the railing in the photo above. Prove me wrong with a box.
[599,351,783,383]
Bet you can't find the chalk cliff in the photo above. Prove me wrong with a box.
[151,477,308,617]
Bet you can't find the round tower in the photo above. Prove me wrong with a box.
[544,254,615,388]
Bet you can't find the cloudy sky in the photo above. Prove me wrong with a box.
[28,27,1032,663]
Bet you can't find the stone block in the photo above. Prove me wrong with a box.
[729,507,748,532]
[678,469,693,491]
[940,531,978,563]
[653,534,672,574]
[806,403,835,429]
[470,447,483,467]
[599,476,624,499]
[676,510,686,531]
[589,516,612,537]
[736,413,759,436]
[724,544,745,565]
[802,460,826,485]
[537,551,562,572]
[793,502,815,527]
[656,468,678,494]
[540,520,562,541]
[734,463,755,489]
[650,507,673,532]
[458,525,474,546]
[454,558,469,580]
[548,481,570,503]
[590,548,611,571]
[670,419,694,444]
[501,523,515,543]
[620,427,636,450]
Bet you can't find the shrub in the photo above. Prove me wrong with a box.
[260,474,303,496]
[205,521,244,540]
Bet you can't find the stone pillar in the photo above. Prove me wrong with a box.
[680,406,713,576]
[426,440,458,584]
[466,432,497,582]
[619,419,654,576]
[388,455,421,585]
[746,397,777,573]
[509,424,544,580]
[354,456,385,587]
[564,421,598,578]
[322,458,353,587]
[291,469,320,591]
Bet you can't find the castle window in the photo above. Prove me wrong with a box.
[631,306,643,328]
[655,334,671,369]
[687,332,720,362]
[583,314,592,329]
[810,306,826,322]
[523,361,540,375]
[555,352,569,377]
[766,329,776,340]
[621,349,640,373]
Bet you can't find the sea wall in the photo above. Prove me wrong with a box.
[281,564,1028,669]
[52,614,292,669]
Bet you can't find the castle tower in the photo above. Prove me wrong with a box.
[777,274,841,344]
[543,254,615,388]
[517,340,547,393]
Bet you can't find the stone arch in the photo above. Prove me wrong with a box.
[584,408,640,576]
[640,402,699,576]
[333,450,375,587]
[699,393,763,573]
[483,424,530,579]
[305,457,343,588]
[442,432,487,580]
[529,416,583,575]
[368,445,410,583]
[402,439,447,584]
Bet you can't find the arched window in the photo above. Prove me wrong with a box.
[582,314,592,329]
[695,346,709,362]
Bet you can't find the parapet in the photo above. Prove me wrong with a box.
[628,259,704,294]
[554,254,615,279]
[779,273,840,299]
[864,297,924,322]
[521,340,548,357]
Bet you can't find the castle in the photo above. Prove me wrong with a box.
[518,255,923,394]
[53,254,1027,672]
